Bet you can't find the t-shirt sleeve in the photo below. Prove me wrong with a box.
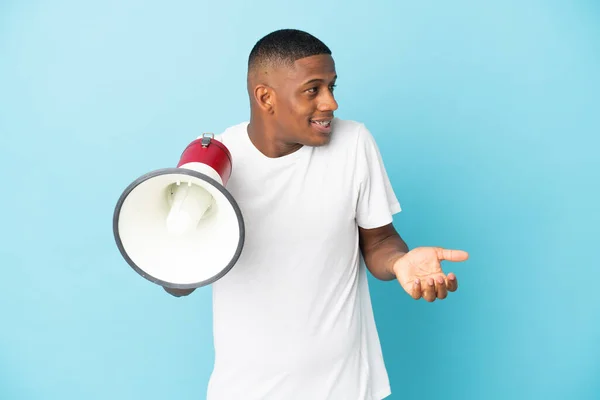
[355,123,402,229]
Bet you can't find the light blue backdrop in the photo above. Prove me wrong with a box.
[1,1,598,399]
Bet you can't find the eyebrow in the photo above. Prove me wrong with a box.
[302,75,338,86]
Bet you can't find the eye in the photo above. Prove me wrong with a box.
[305,87,318,94]
[329,84,337,92]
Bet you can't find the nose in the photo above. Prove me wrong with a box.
[318,91,338,112]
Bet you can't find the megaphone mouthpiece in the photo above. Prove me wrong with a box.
[166,181,213,235]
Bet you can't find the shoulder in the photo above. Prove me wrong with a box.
[330,117,365,138]
[325,118,378,154]
[213,121,249,144]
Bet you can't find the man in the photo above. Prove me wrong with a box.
[165,29,469,400]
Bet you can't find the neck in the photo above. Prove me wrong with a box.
[247,116,303,158]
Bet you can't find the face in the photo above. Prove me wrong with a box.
[268,54,339,147]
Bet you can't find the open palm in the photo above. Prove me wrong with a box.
[393,247,469,302]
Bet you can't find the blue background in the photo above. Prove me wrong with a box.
[1,0,599,399]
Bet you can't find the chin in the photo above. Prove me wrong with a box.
[305,126,334,147]
[290,125,333,147]
[307,119,334,145]
[305,134,331,147]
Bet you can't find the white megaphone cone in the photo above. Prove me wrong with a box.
[113,133,245,289]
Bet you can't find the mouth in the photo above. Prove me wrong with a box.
[309,118,333,134]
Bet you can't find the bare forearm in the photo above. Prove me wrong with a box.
[361,232,409,281]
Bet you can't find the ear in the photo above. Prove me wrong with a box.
[254,85,275,114]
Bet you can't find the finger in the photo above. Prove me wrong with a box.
[435,248,469,262]
[435,275,448,299]
[410,279,422,300]
[422,278,437,302]
[446,273,458,292]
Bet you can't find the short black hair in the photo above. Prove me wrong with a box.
[248,29,332,71]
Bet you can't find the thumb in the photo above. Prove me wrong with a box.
[435,248,469,262]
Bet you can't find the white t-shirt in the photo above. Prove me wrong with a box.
[206,118,401,400]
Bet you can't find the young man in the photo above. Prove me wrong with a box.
[166,29,469,400]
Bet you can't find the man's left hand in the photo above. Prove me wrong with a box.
[392,247,469,302]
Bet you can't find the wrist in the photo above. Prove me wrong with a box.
[388,252,407,278]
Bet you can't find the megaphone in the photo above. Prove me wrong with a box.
[113,133,245,289]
